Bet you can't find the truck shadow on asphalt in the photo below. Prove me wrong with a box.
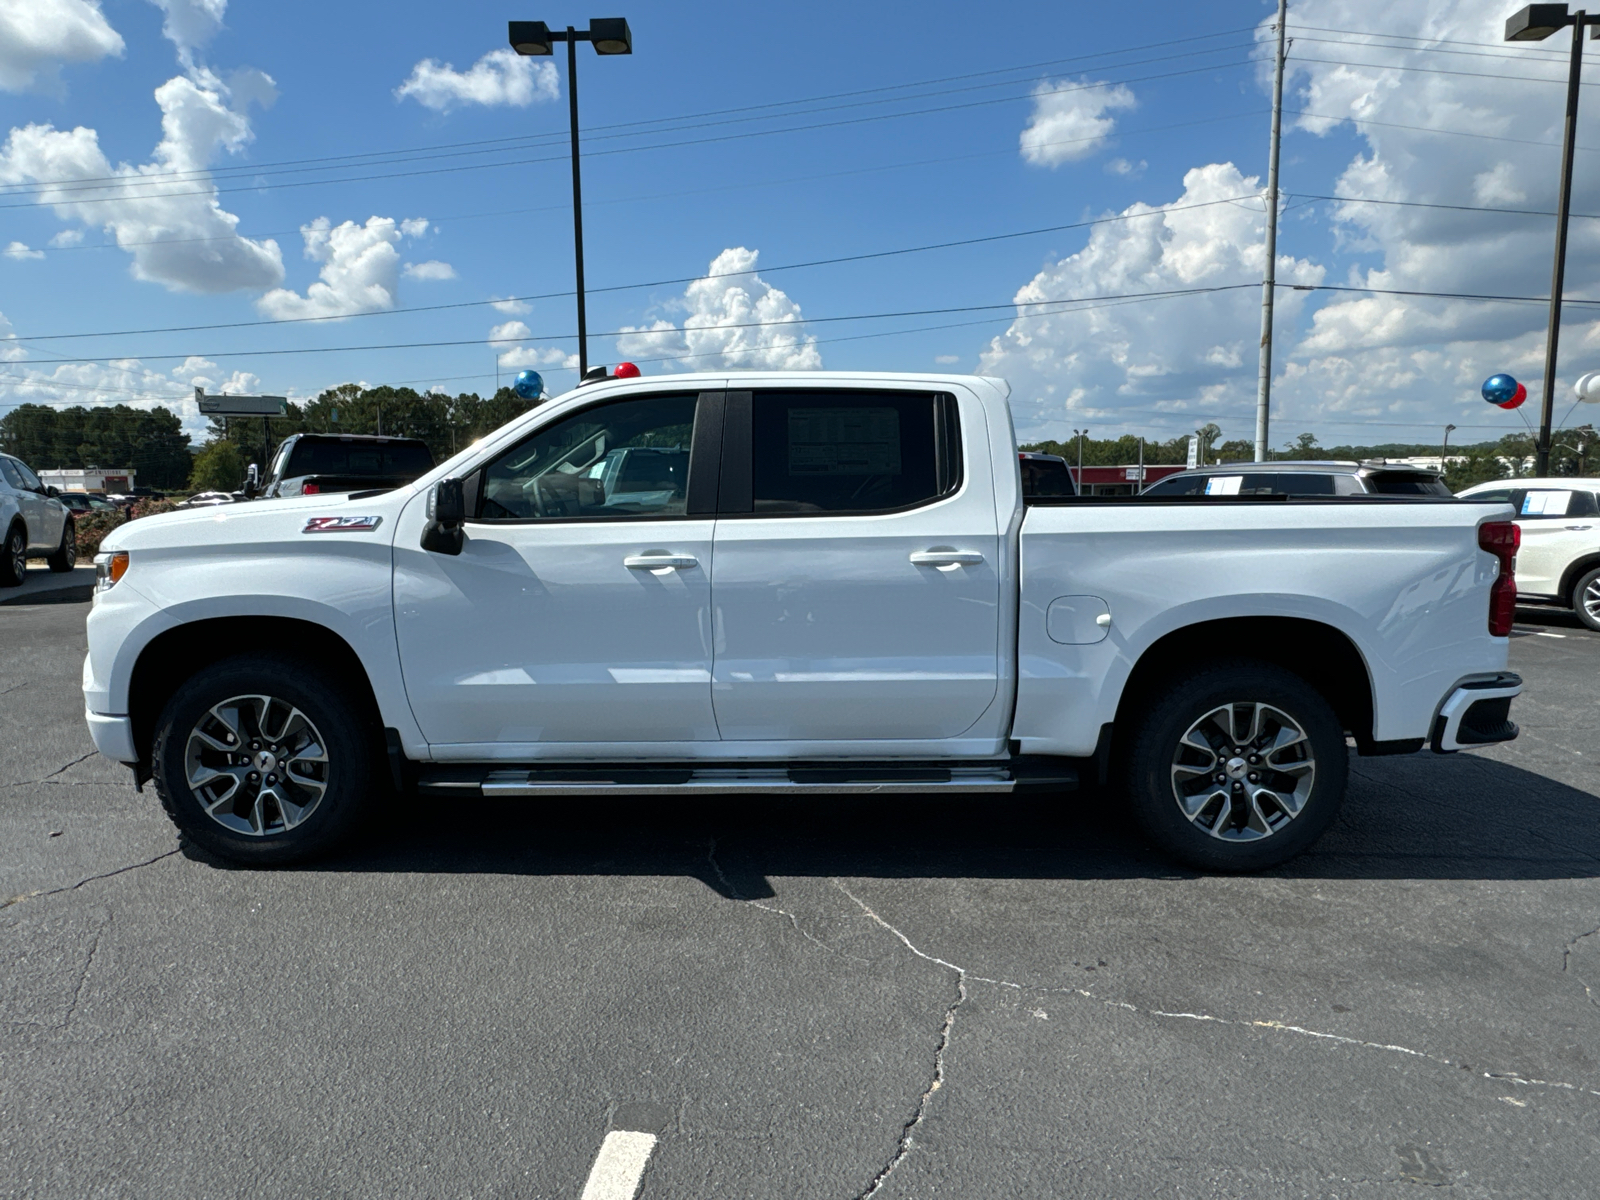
[217,751,1600,897]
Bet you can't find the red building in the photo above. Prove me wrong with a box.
[1069,463,1189,496]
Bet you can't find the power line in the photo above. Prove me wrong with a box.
[8,194,1262,344]
[11,284,1267,365]
[0,55,1263,212]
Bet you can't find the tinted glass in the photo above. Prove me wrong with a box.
[12,459,42,490]
[1246,473,1336,495]
[0,459,21,488]
[478,394,696,520]
[749,390,957,514]
[1020,457,1075,498]
[1365,471,1451,496]
[286,440,435,478]
[1141,473,1207,496]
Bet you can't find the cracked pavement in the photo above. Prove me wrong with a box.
[4,600,1600,1198]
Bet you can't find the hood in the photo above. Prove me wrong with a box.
[102,488,418,554]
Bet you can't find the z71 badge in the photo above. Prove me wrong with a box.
[302,515,383,533]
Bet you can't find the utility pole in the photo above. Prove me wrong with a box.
[1073,427,1087,494]
[1255,0,1289,463]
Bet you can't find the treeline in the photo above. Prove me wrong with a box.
[194,384,543,491]
[0,404,193,490]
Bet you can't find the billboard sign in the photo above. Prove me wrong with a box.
[195,387,287,417]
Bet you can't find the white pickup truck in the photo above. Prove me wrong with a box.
[83,372,1524,871]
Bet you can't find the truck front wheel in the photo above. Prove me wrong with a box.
[151,654,376,865]
[1122,662,1348,872]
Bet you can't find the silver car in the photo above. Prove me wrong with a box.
[0,452,76,586]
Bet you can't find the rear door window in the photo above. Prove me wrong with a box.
[736,390,960,515]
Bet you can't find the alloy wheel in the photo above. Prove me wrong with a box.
[184,694,330,836]
[1584,577,1600,625]
[1169,701,1316,842]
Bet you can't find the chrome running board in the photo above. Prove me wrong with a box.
[415,760,1077,799]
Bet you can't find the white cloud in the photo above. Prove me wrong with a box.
[146,0,226,63]
[400,217,428,238]
[1020,78,1136,168]
[403,259,455,281]
[0,0,123,93]
[979,163,1322,443]
[1270,0,1600,432]
[256,216,427,320]
[935,355,961,365]
[48,228,83,247]
[4,241,43,259]
[395,48,558,112]
[0,67,283,292]
[1105,157,1146,178]
[487,320,573,371]
[617,247,822,371]
[490,296,530,314]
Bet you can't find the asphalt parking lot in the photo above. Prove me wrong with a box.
[3,600,1599,1199]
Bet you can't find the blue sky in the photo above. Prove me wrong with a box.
[3,0,1599,449]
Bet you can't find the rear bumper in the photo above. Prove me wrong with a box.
[85,710,138,764]
[1430,672,1522,753]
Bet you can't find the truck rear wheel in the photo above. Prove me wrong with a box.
[1122,661,1348,872]
[151,654,376,865]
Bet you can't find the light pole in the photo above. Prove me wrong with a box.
[1506,4,1600,474]
[509,17,633,380]
[1073,428,1087,493]
[1442,422,1457,464]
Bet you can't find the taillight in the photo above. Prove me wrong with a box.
[301,483,320,494]
[1478,520,1520,637]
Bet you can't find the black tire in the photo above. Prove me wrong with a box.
[152,654,378,865]
[46,519,76,572]
[0,522,24,587]
[1121,660,1348,872]
[1573,566,1600,633]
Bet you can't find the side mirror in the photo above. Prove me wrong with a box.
[45,485,59,498]
[421,476,466,555]
[243,463,261,498]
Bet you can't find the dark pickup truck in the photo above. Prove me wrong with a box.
[250,434,436,499]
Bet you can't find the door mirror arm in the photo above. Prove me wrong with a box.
[421,477,466,555]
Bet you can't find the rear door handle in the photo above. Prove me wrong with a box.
[1566,525,1594,531]
[624,553,699,570]
[909,550,985,567]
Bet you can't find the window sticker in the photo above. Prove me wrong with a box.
[1204,475,1243,496]
[788,407,902,475]
[1521,490,1573,516]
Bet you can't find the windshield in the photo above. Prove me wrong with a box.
[285,440,435,478]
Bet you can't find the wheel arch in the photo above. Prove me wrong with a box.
[127,616,387,773]
[1558,552,1600,602]
[1111,616,1381,755]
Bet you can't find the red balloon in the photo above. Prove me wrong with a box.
[1499,382,1528,410]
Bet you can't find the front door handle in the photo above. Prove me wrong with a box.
[624,553,699,570]
[909,550,985,567]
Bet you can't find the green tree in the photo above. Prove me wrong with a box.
[1280,431,1321,459]
[189,440,246,493]
[0,403,193,489]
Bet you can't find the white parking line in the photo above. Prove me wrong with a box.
[579,1130,658,1200]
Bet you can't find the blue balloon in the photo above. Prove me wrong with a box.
[513,369,544,400]
[1482,373,1519,405]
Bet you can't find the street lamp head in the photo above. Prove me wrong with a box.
[509,20,554,54]
[1505,4,1572,40]
[589,17,632,54]
[1446,423,1458,432]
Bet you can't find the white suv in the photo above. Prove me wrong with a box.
[1456,477,1600,631]
[0,452,76,586]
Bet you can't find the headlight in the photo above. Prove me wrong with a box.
[94,551,128,593]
